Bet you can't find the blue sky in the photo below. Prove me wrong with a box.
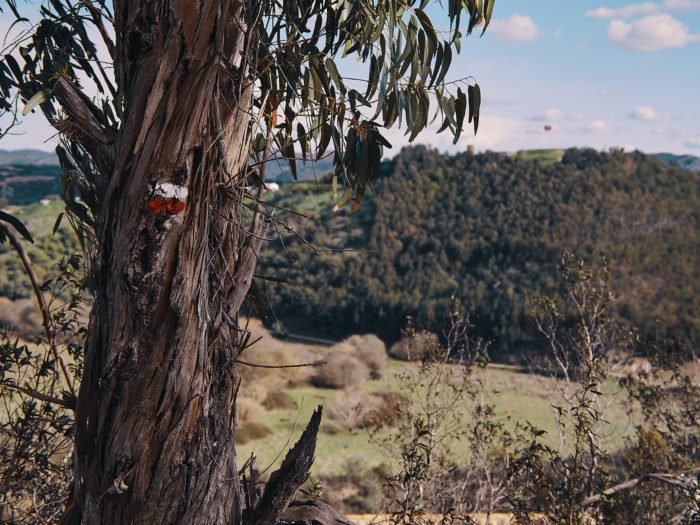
[395,0,700,154]
[1,0,699,155]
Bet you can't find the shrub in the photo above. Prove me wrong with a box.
[349,335,388,378]
[262,390,298,411]
[327,389,375,429]
[239,343,317,392]
[388,330,438,361]
[361,392,407,429]
[236,397,265,423]
[327,389,406,430]
[321,458,386,514]
[311,353,369,389]
[235,421,272,444]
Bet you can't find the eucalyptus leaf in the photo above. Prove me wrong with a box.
[0,210,34,243]
[21,87,51,115]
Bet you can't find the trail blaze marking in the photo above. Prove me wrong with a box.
[147,199,186,214]
[148,182,188,214]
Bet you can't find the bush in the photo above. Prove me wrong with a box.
[388,330,438,361]
[361,392,407,429]
[239,343,317,392]
[235,421,272,444]
[327,389,375,429]
[236,397,265,423]
[311,353,369,389]
[348,335,388,378]
[262,390,298,411]
[321,458,386,514]
[327,389,406,430]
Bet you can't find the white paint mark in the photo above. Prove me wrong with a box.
[154,182,188,201]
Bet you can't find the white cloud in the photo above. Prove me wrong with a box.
[533,108,565,122]
[381,113,539,153]
[533,109,585,123]
[630,105,672,122]
[543,109,566,121]
[685,137,700,148]
[632,106,657,121]
[488,15,541,42]
[608,14,700,51]
[586,0,700,18]
[588,120,613,133]
[587,3,658,18]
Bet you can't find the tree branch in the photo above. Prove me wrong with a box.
[82,0,116,60]
[53,77,115,180]
[580,468,700,507]
[0,222,76,396]
[236,358,327,369]
[247,406,323,525]
[227,218,268,318]
[3,383,76,410]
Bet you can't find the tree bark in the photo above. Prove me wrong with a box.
[73,2,260,522]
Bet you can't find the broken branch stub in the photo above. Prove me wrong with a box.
[247,407,323,525]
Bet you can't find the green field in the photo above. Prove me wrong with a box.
[236,321,636,479]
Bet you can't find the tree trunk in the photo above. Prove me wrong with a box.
[73,2,260,522]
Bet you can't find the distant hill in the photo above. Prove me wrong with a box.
[0,149,59,166]
[261,146,700,357]
[0,149,333,204]
[655,152,700,173]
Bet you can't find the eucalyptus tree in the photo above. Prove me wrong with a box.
[0,0,492,522]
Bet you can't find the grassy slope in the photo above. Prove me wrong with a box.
[236,322,635,478]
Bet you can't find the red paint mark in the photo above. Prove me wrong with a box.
[148,198,186,214]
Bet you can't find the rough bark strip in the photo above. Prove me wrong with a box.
[247,407,323,525]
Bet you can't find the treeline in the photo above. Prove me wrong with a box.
[260,146,699,357]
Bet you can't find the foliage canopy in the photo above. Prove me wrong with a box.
[0,0,491,219]
[261,146,700,355]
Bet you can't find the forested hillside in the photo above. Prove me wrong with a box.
[1,147,698,357]
[261,147,699,357]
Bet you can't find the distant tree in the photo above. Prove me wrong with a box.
[0,0,492,522]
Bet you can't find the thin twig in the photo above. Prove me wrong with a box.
[0,223,76,395]
[82,0,116,59]
[580,468,700,507]
[3,383,75,410]
[236,359,327,369]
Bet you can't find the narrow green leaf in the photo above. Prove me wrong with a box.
[283,141,297,179]
[454,88,467,145]
[52,212,64,235]
[317,122,332,158]
[297,123,308,162]
[325,58,345,94]
[473,83,481,134]
[333,186,353,212]
[482,0,495,34]
[468,85,475,123]
[0,210,34,243]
